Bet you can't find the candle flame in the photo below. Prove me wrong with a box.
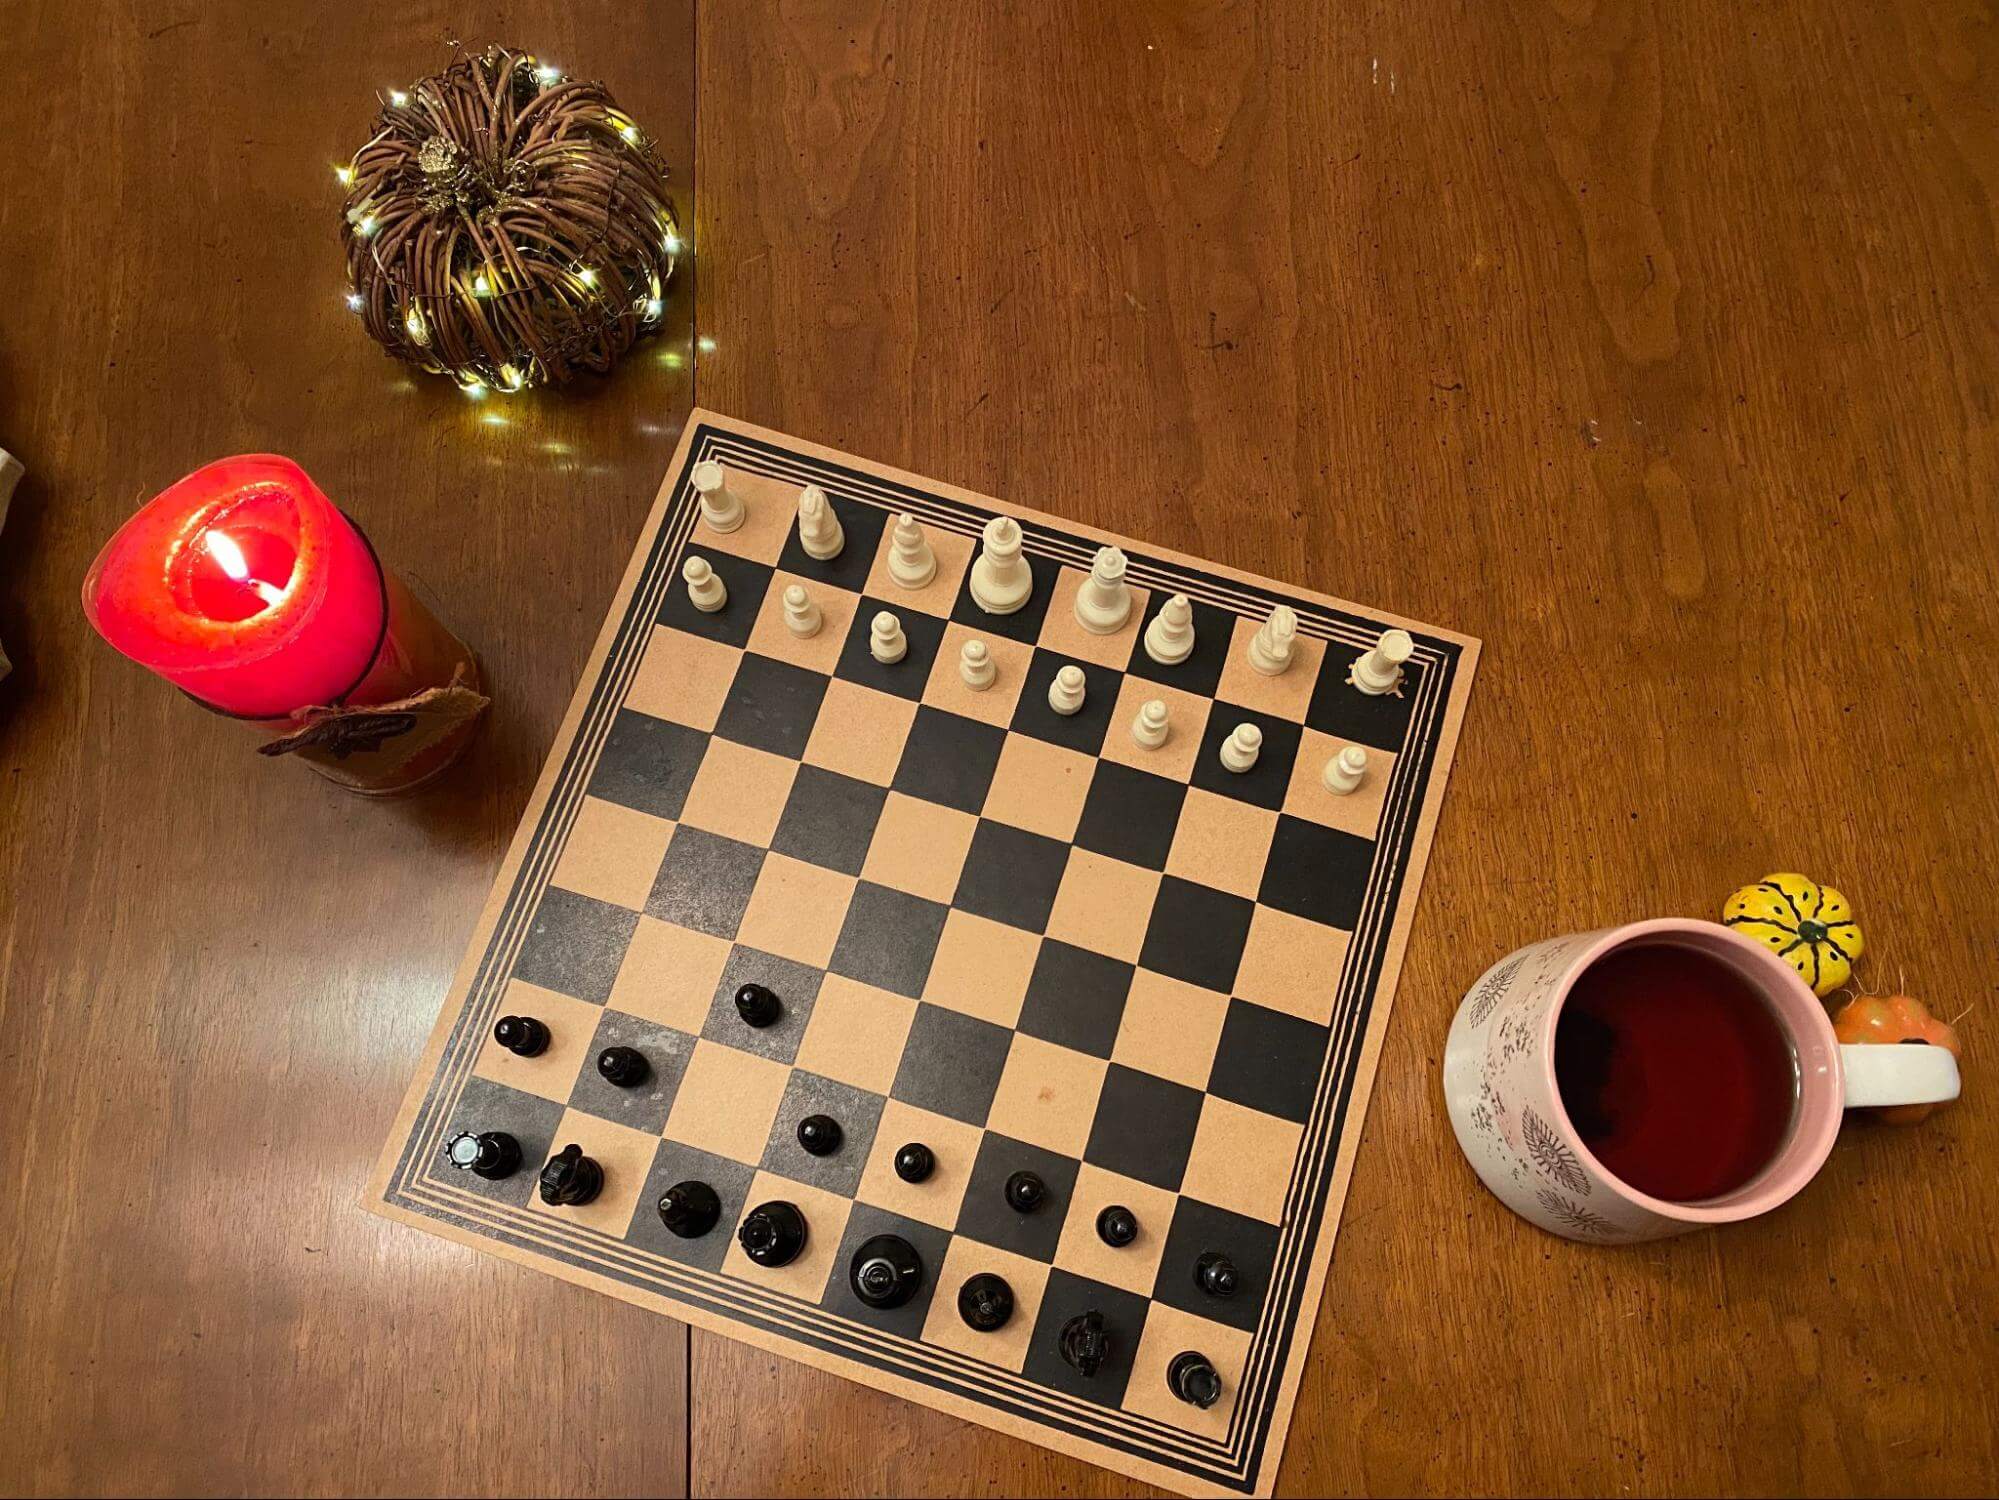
[203,529,286,609]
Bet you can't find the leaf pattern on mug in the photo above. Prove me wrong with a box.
[1535,1188,1618,1239]
[1522,1106,1592,1197]
[1466,954,1527,1028]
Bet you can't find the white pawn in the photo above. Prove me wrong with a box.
[1047,664,1087,716]
[1322,744,1368,795]
[870,610,907,664]
[683,555,727,612]
[1144,593,1195,665]
[1130,698,1170,749]
[1247,605,1298,676]
[959,638,996,691]
[888,513,937,589]
[1073,545,1132,634]
[797,485,845,560]
[691,460,743,533]
[1350,628,1413,695]
[1219,722,1262,773]
[969,516,1033,615]
[782,583,821,637]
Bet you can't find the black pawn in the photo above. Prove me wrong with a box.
[738,1200,807,1267]
[597,1046,649,1088]
[849,1234,924,1310]
[657,1180,721,1239]
[1004,1170,1046,1213]
[797,1114,843,1156]
[958,1273,1014,1332]
[537,1143,603,1207]
[1168,1351,1223,1410]
[444,1130,520,1181]
[735,982,782,1028]
[1058,1309,1109,1377]
[493,1014,549,1057]
[1096,1204,1139,1247]
[894,1142,935,1183]
[1195,1251,1239,1298]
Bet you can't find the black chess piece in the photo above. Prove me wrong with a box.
[849,1234,924,1310]
[538,1143,603,1206]
[734,982,782,1028]
[1194,1251,1239,1298]
[738,1200,807,1267]
[597,1045,650,1088]
[893,1142,935,1183]
[444,1130,520,1181]
[657,1180,721,1239]
[958,1273,1014,1332]
[1168,1351,1223,1410]
[797,1114,843,1156]
[1058,1309,1109,1377]
[1096,1204,1139,1247]
[493,1014,549,1057]
[1004,1169,1046,1213]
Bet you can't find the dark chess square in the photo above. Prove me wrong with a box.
[588,709,709,821]
[514,887,641,1005]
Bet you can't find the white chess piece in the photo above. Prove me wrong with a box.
[1247,605,1298,676]
[1073,546,1132,634]
[797,485,845,560]
[959,638,996,690]
[1144,593,1195,665]
[1350,628,1413,695]
[1219,722,1262,773]
[969,516,1033,615]
[888,513,937,589]
[870,610,907,664]
[691,460,744,533]
[1130,698,1170,749]
[782,583,821,638]
[1322,744,1368,794]
[1047,664,1087,716]
[682,555,727,612]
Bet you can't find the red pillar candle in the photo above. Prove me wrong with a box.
[83,455,481,788]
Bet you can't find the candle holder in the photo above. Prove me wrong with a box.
[83,455,489,795]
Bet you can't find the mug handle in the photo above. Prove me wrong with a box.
[1841,1043,1961,1108]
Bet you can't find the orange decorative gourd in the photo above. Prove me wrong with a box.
[1832,995,1962,1125]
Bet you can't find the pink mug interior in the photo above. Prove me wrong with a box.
[1538,917,1844,1225]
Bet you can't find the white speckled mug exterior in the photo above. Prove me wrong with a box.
[1442,919,1845,1244]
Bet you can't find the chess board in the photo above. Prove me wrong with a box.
[367,412,1478,1498]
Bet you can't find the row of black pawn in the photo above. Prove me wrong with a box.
[491,982,783,1069]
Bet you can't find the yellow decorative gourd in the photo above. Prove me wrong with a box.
[1722,872,1863,997]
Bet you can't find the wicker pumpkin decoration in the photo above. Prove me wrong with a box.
[1833,994,1961,1124]
[338,46,680,393]
[1722,872,1863,997]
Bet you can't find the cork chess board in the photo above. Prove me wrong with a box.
[367,412,1479,1498]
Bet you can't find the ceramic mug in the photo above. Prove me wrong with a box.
[1442,917,1960,1243]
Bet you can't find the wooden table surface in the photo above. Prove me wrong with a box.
[2,2,1993,1495]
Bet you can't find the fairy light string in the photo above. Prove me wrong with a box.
[338,45,681,394]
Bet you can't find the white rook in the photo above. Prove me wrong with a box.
[1350,628,1413,695]
[691,460,744,533]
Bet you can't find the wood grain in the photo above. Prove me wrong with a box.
[0,4,696,1495]
[689,1,1998,1496]
[4,0,1996,1495]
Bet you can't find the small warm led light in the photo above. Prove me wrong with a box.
[644,298,664,322]
[335,164,354,186]
[404,306,429,345]
[535,64,561,84]
[664,231,681,255]
[459,379,488,399]
[499,363,524,391]
[356,214,378,237]
[389,89,409,106]
[697,335,717,353]
[620,124,639,144]
[578,267,598,287]
[345,291,363,312]
[472,273,492,297]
